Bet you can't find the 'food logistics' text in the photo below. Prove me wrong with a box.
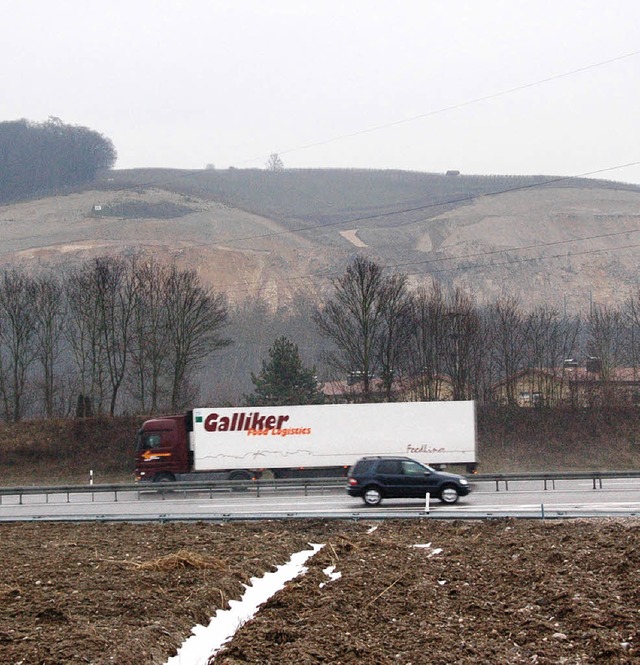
[247,427,312,437]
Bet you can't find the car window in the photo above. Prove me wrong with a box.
[352,459,376,475]
[401,460,427,475]
[377,459,402,474]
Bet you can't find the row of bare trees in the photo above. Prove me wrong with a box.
[314,256,640,406]
[0,255,230,422]
[2,253,639,420]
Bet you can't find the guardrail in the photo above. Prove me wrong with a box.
[0,477,344,506]
[1,470,640,506]
[476,470,640,492]
[475,470,640,491]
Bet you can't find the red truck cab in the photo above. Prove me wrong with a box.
[135,415,190,482]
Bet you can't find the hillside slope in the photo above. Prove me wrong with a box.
[0,186,328,306]
[413,186,640,312]
[1,168,639,310]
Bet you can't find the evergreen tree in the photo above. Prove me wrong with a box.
[246,336,324,406]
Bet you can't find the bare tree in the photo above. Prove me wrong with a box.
[473,307,499,405]
[164,266,231,411]
[487,297,527,406]
[91,256,139,416]
[32,273,66,417]
[442,288,482,401]
[313,256,388,400]
[265,153,284,171]
[585,304,626,405]
[623,289,640,376]
[65,265,108,415]
[524,305,581,406]
[0,270,37,421]
[376,273,413,400]
[408,281,449,400]
[128,259,173,413]
[586,304,625,379]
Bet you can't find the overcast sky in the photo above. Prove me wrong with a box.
[3,0,640,183]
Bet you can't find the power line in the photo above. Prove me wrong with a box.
[224,234,640,299]
[238,49,640,165]
[388,225,640,273]
[95,162,640,299]
[95,159,640,298]
[428,241,640,277]
[194,160,640,248]
[210,159,640,296]
[96,47,640,248]
[100,160,640,270]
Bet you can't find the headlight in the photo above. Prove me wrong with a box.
[459,478,468,485]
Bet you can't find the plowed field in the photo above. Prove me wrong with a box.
[0,519,638,664]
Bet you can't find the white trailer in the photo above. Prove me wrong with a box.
[189,401,476,476]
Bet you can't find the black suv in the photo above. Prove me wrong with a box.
[347,456,471,506]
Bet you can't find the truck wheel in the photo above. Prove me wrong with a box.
[363,486,383,507]
[439,484,459,504]
[229,469,252,491]
[229,470,252,481]
[153,472,175,483]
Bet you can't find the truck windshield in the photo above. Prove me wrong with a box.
[136,432,162,452]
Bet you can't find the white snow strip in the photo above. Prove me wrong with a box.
[428,548,443,558]
[367,525,379,534]
[411,542,432,549]
[165,543,324,665]
[319,565,342,588]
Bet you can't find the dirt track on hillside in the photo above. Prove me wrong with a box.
[1,519,638,664]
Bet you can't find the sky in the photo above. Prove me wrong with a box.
[3,0,640,184]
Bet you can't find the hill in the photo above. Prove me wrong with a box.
[1,167,639,312]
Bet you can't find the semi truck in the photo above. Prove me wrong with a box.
[134,400,477,482]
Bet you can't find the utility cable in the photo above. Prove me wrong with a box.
[238,49,640,165]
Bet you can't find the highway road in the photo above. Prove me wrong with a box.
[1,477,640,521]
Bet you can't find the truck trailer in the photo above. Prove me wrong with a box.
[134,400,477,482]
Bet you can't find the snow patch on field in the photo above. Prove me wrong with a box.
[166,543,324,665]
[411,543,443,558]
[320,565,342,588]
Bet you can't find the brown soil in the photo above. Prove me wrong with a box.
[0,519,638,664]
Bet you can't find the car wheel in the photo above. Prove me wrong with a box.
[363,486,383,506]
[439,484,460,504]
